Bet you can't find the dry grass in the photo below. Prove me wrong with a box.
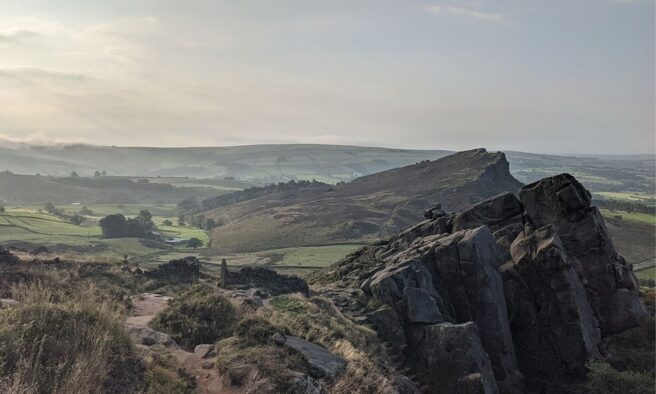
[0,283,141,394]
[264,294,399,393]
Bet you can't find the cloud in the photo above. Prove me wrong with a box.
[0,131,87,148]
[425,5,504,21]
[0,67,92,83]
[0,29,39,45]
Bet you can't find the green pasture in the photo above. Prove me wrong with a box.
[600,209,656,226]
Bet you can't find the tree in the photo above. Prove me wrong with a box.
[99,214,146,238]
[204,218,216,230]
[94,171,101,177]
[99,214,128,238]
[137,210,154,232]
[79,205,93,215]
[177,196,200,213]
[44,202,58,214]
[0,206,4,213]
[69,214,84,225]
[162,219,173,226]
[187,238,203,249]
[70,171,79,178]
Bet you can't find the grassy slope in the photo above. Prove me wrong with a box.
[601,210,655,265]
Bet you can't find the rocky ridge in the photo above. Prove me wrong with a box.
[310,173,645,393]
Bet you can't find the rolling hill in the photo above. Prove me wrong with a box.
[0,143,451,184]
[205,149,524,252]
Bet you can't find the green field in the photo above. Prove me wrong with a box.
[0,204,357,276]
[635,266,655,281]
[0,206,209,261]
[256,244,364,268]
[594,191,656,204]
[600,209,656,225]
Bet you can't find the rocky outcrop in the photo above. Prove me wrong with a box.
[362,227,523,392]
[144,256,201,284]
[312,172,645,393]
[225,266,309,296]
[501,225,601,380]
[519,174,645,334]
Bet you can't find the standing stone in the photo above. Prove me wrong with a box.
[220,258,228,288]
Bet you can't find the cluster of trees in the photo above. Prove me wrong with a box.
[176,180,330,216]
[99,210,155,239]
[42,202,84,225]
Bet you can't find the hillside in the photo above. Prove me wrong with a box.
[206,149,523,252]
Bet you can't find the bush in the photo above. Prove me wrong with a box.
[215,338,309,393]
[150,285,237,348]
[587,362,653,394]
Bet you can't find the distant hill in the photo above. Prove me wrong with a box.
[204,149,524,252]
[0,172,220,205]
[0,144,451,184]
[0,143,652,193]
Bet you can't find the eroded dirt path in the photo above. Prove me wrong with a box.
[127,293,239,394]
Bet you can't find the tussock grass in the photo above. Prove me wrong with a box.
[265,294,398,393]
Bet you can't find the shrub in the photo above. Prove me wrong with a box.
[150,285,237,348]
[587,362,653,394]
[141,353,196,394]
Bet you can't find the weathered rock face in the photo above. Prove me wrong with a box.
[519,174,645,334]
[411,322,498,394]
[501,225,601,380]
[362,227,522,392]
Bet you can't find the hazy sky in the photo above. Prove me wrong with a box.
[0,0,653,154]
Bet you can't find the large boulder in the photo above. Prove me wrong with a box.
[273,335,347,379]
[519,174,645,334]
[453,192,524,232]
[501,225,601,380]
[124,324,179,349]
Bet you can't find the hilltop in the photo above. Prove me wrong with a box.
[205,149,523,252]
